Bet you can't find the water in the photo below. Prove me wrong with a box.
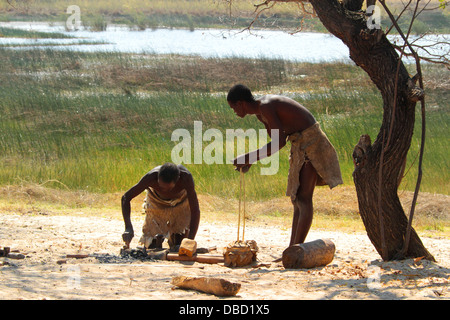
[1,22,448,63]
[0,22,351,62]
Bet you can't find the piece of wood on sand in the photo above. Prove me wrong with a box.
[66,253,90,259]
[167,253,224,264]
[178,238,197,257]
[172,276,241,297]
[282,238,335,269]
[223,240,258,267]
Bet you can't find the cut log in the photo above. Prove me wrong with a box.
[282,239,335,269]
[171,276,241,297]
[178,239,197,257]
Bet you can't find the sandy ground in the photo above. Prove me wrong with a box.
[0,212,448,301]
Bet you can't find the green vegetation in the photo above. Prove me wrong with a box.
[0,27,107,48]
[0,48,448,200]
[0,26,72,38]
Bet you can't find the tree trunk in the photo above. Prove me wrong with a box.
[309,0,434,261]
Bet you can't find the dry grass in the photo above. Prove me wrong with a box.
[0,0,297,17]
[1,182,448,238]
[97,55,288,93]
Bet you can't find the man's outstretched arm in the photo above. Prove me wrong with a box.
[121,174,152,247]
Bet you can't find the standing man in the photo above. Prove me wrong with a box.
[227,84,342,246]
[121,162,200,250]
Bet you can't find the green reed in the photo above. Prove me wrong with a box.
[0,48,448,198]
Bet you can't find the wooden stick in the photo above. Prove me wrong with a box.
[242,169,246,241]
[132,264,205,269]
[66,254,90,259]
[166,253,224,264]
[237,168,246,242]
[237,168,242,241]
[195,254,224,264]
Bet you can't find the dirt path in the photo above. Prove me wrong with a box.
[0,213,448,300]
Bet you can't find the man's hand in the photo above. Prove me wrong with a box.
[122,228,134,248]
[234,163,251,173]
[233,155,251,173]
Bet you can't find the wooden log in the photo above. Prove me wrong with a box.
[282,239,335,269]
[66,254,90,259]
[166,253,224,264]
[195,254,224,264]
[171,276,241,297]
[178,239,197,257]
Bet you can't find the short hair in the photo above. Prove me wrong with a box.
[158,163,180,183]
[227,84,255,103]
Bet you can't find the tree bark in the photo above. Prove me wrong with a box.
[309,0,434,261]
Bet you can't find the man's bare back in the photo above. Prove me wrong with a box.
[257,95,317,137]
[228,90,317,167]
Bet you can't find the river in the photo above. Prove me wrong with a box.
[1,22,447,63]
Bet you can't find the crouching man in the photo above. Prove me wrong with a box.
[121,162,200,250]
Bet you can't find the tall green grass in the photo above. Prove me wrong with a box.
[0,27,73,38]
[0,48,448,199]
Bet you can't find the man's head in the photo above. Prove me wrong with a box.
[227,84,255,118]
[158,162,180,191]
[227,84,254,103]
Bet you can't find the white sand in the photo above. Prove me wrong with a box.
[0,213,448,300]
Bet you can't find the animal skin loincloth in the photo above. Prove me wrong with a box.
[139,187,190,248]
[286,123,343,201]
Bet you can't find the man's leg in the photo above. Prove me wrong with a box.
[291,161,317,245]
[148,234,164,249]
[289,204,300,246]
[168,232,186,251]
